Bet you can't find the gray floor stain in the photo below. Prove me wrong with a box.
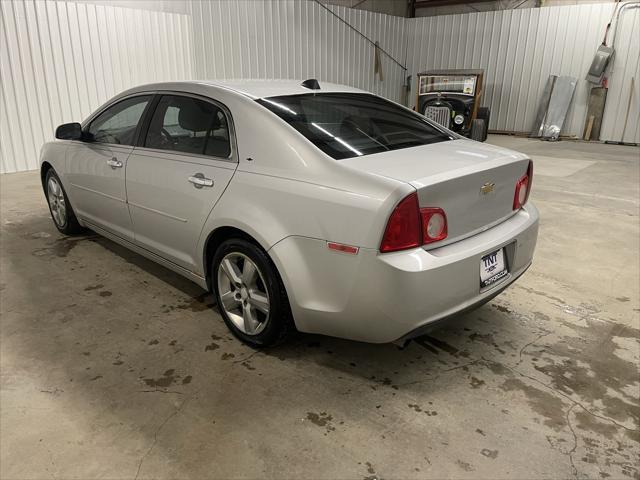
[31,236,95,258]
[306,412,336,433]
[240,361,255,371]
[204,338,220,352]
[481,448,499,459]
[143,369,176,388]
[456,460,474,472]
[175,292,216,312]
[500,377,566,431]
[532,318,639,427]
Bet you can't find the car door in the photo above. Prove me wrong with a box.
[65,95,152,241]
[126,93,237,272]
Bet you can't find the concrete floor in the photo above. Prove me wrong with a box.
[1,136,638,479]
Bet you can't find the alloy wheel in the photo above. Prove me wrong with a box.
[216,252,270,335]
[47,177,67,228]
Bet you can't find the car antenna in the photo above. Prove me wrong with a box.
[301,79,320,96]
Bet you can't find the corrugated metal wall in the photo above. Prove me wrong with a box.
[189,0,407,103]
[600,5,640,144]
[1,1,637,173]
[406,2,640,143]
[0,0,406,173]
[0,0,192,173]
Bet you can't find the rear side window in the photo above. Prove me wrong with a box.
[257,93,452,160]
[88,95,151,145]
[145,95,231,158]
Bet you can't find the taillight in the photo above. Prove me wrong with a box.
[380,192,448,252]
[380,192,421,253]
[421,208,448,244]
[513,160,533,210]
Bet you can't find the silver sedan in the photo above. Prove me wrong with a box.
[40,79,538,346]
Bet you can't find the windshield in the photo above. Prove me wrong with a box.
[257,93,452,160]
[419,75,477,95]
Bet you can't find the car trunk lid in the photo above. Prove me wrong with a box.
[340,139,531,247]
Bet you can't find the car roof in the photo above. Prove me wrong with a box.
[198,79,367,98]
[127,79,367,100]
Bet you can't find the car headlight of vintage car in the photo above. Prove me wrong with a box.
[453,114,465,125]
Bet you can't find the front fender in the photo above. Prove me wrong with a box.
[39,141,69,186]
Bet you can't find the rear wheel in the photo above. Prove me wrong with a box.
[470,118,487,142]
[45,169,84,235]
[212,238,293,347]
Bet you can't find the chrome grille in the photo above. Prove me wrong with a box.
[424,106,450,129]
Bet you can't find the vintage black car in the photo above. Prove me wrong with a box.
[416,69,490,142]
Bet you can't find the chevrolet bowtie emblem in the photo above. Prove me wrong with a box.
[480,182,495,195]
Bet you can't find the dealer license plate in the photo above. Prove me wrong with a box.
[480,248,508,289]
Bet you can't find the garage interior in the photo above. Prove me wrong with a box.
[1,1,638,479]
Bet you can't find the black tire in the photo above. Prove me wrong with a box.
[477,108,490,141]
[211,238,293,347]
[44,168,84,235]
[470,118,487,142]
[477,107,491,122]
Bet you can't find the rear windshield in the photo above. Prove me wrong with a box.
[257,93,453,160]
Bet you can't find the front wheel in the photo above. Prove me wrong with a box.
[45,169,84,235]
[212,238,293,347]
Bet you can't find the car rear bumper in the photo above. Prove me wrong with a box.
[269,203,539,343]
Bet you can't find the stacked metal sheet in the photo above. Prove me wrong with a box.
[531,75,578,141]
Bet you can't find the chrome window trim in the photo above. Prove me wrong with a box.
[61,140,134,151]
[131,146,239,167]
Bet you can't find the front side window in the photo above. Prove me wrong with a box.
[144,95,231,158]
[257,93,452,160]
[88,95,151,145]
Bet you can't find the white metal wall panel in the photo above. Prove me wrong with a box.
[1,0,406,173]
[2,0,637,174]
[406,2,639,143]
[189,0,407,104]
[0,0,191,173]
[600,6,639,144]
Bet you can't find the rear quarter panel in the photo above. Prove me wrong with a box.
[195,91,411,274]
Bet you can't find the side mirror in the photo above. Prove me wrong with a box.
[55,122,83,141]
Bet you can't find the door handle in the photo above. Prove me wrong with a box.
[188,173,214,188]
[107,157,123,169]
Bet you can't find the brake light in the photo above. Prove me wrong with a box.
[513,160,533,210]
[380,192,421,252]
[380,192,448,252]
